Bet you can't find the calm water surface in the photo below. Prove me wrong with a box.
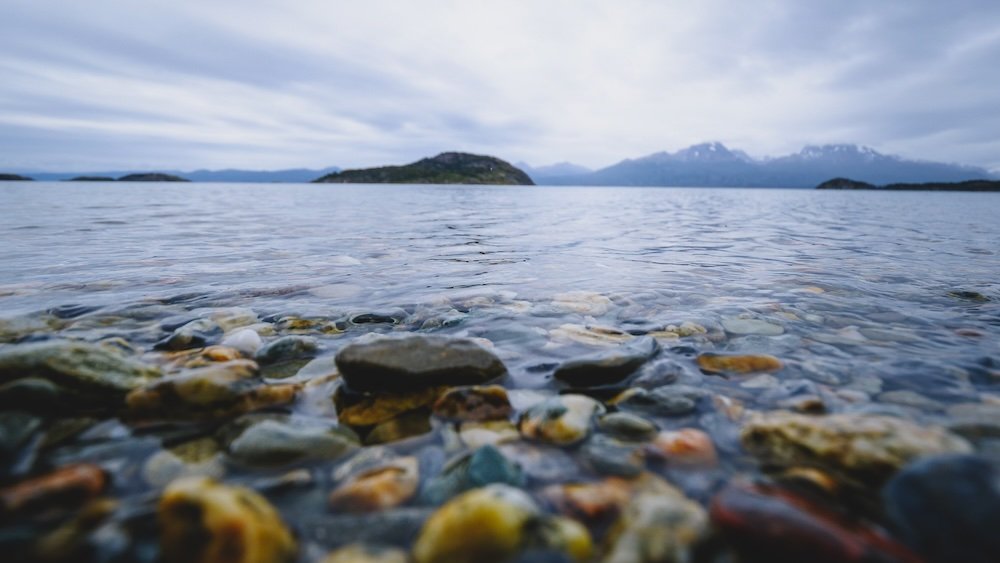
[2,182,997,387]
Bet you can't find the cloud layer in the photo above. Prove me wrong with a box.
[2,0,999,172]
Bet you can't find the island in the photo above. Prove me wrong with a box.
[0,173,34,181]
[817,177,1000,191]
[312,152,534,185]
[117,173,191,182]
[68,176,116,182]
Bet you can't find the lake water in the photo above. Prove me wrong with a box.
[1,181,998,560]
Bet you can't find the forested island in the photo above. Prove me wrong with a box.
[313,152,534,185]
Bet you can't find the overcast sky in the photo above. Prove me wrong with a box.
[2,0,999,172]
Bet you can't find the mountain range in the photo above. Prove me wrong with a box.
[531,143,995,187]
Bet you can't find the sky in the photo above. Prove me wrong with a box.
[1,0,999,173]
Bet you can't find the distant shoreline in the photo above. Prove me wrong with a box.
[816,177,1000,192]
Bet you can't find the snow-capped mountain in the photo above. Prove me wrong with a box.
[540,143,993,188]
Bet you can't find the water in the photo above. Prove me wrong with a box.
[1,181,999,558]
[2,182,997,376]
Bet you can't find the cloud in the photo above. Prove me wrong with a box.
[1,0,998,172]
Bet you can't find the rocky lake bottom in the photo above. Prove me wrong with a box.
[0,182,998,562]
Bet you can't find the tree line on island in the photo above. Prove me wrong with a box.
[2,143,998,190]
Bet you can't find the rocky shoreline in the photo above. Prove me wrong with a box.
[0,292,997,563]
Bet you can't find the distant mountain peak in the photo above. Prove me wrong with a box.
[797,144,889,161]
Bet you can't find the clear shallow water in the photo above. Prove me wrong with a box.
[2,182,998,388]
[1,181,999,559]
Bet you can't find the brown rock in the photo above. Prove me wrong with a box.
[0,463,106,518]
[158,476,296,563]
[697,353,783,374]
[432,385,513,421]
[329,457,419,513]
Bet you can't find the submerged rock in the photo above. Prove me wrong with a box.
[696,352,783,374]
[329,456,419,513]
[154,319,221,351]
[254,335,318,365]
[338,387,445,427]
[721,318,785,336]
[602,474,709,563]
[220,328,264,355]
[553,336,659,387]
[741,411,973,490]
[143,438,226,488]
[227,417,359,466]
[883,454,1000,563]
[336,334,506,393]
[519,394,605,446]
[0,340,161,394]
[711,482,921,563]
[610,385,708,417]
[0,463,106,518]
[158,476,296,563]
[412,484,591,563]
[421,445,524,504]
[648,428,718,467]
[597,412,658,441]
[126,360,299,419]
[365,410,433,445]
[432,385,513,421]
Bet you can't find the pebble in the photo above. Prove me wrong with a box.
[126,360,299,419]
[711,482,921,563]
[227,418,359,466]
[696,352,783,374]
[154,319,221,351]
[518,394,605,446]
[0,463,106,518]
[610,385,707,416]
[597,412,658,441]
[541,478,632,530]
[421,445,524,504]
[219,328,264,355]
[883,454,1000,563]
[603,474,709,563]
[412,484,591,563]
[742,411,973,490]
[553,336,659,387]
[329,456,419,513]
[721,318,785,336]
[431,385,513,421]
[455,420,520,449]
[142,437,226,487]
[551,291,613,316]
[648,428,718,467]
[336,334,506,393]
[255,335,318,365]
[0,340,161,393]
[158,476,297,563]
[580,435,645,477]
[547,324,633,347]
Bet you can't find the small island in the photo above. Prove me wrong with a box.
[117,173,191,182]
[0,173,34,181]
[68,176,116,182]
[817,177,1000,191]
[313,152,534,185]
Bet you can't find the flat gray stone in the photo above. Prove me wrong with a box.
[336,334,506,393]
